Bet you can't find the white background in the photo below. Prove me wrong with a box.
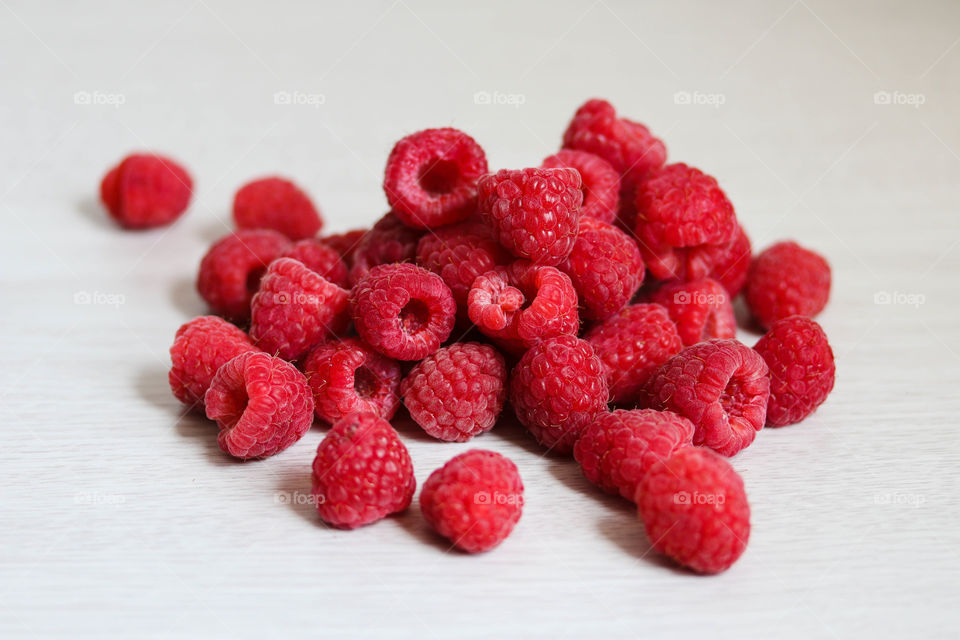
[1,1,958,638]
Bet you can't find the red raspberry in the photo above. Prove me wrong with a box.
[648,278,736,346]
[560,216,644,322]
[705,225,752,297]
[745,241,831,329]
[302,337,401,425]
[642,339,770,457]
[509,335,609,454]
[541,149,620,223]
[100,153,193,229]
[349,212,424,286]
[383,128,488,229]
[753,316,836,427]
[468,261,579,355]
[168,316,259,407]
[477,167,583,266]
[204,351,314,460]
[574,409,695,501]
[584,304,682,405]
[280,238,348,288]
[321,228,367,266]
[350,263,456,361]
[420,450,523,553]
[249,258,350,360]
[637,446,750,574]
[400,342,507,442]
[232,176,323,240]
[196,229,291,321]
[311,411,415,529]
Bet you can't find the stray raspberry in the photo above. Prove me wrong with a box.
[280,238,348,288]
[168,316,259,407]
[420,450,523,553]
[705,225,752,297]
[100,153,193,229]
[542,149,620,223]
[348,212,424,286]
[648,278,736,346]
[745,241,831,329]
[232,176,323,240]
[321,228,367,266]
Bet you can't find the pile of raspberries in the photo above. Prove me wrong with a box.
[104,98,836,573]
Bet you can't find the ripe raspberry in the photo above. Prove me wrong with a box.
[705,225,752,297]
[541,149,620,223]
[637,446,750,574]
[303,337,401,425]
[400,342,507,442]
[753,316,836,427]
[383,128,488,229]
[642,339,770,457]
[348,212,424,286]
[321,228,367,266]
[574,409,695,501]
[350,263,456,361]
[249,258,350,360]
[196,229,291,321]
[509,335,609,454]
[477,168,583,266]
[468,261,579,355]
[745,241,831,329]
[232,176,322,240]
[420,450,523,553]
[311,410,415,529]
[168,316,259,407]
[280,238,348,288]
[560,216,644,322]
[204,351,314,460]
[648,278,736,346]
[584,304,683,405]
[100,153,193,229]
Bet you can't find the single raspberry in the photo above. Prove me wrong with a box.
[204,351,314,459]
[509,335,609,454]
[753,316,836,427]
[468,261,579,355]
[400,342,507,442]
[100,153,193,229]
[280,238,348,287]
[745,241,831,329]
[574,409,695,501]
[196,229,291,321]
[232,176,322,240]
[477,168,583,266]
[705,225,752,297]
[302,337,402,424]
[249,258,350,360]
[642,339,770,457]
[383,128,488,229]
[637,446,750,574]
[542,149,620,223]
[311,410,415,529]
[560,216,644,322]
[648,278,736,346]
[168,316,259,407]
[321,228,367,266]
[584,304,683,405]
[348,212,424,286]
[350,263,456,361]
[420,450,523,553]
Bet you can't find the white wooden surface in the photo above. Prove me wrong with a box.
[1,1,958,638]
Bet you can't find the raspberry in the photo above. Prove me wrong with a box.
[420,450,523,553]
[400,342,507,442]
[560,216,644,322]
[541,149,619,223]
[350,263,456,361]
[168,316,259,407]
[196,229,291,321]
[509,335,609,454]
[348,212,424,286]
[311,410,415,529]
[753,316,836,427]
[574,409,695,501]
[249,258,350,360]
[477,168,583,266]
[468,261,579,355]
[637,446,750,574]
[303,337,401,425]
[705,225,752,297]
[642,339,770,457]
[100,153,193,229]
[745,241,831,329]
[280,238,348,287]
[584,304,683,405]
[648,278,736,346]
[321,228,367,266]
[204,351,314,460]
[383,128,488,229]
[232,176,322,240]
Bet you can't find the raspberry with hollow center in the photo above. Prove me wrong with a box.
[648,278,736,346]
[233,176,323,240]
[348,212,424,286]
[100,153,193,229]
[542,149,620,223]
[280,238,348,288]
[168,316,259,407]
[745,241,831,329]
